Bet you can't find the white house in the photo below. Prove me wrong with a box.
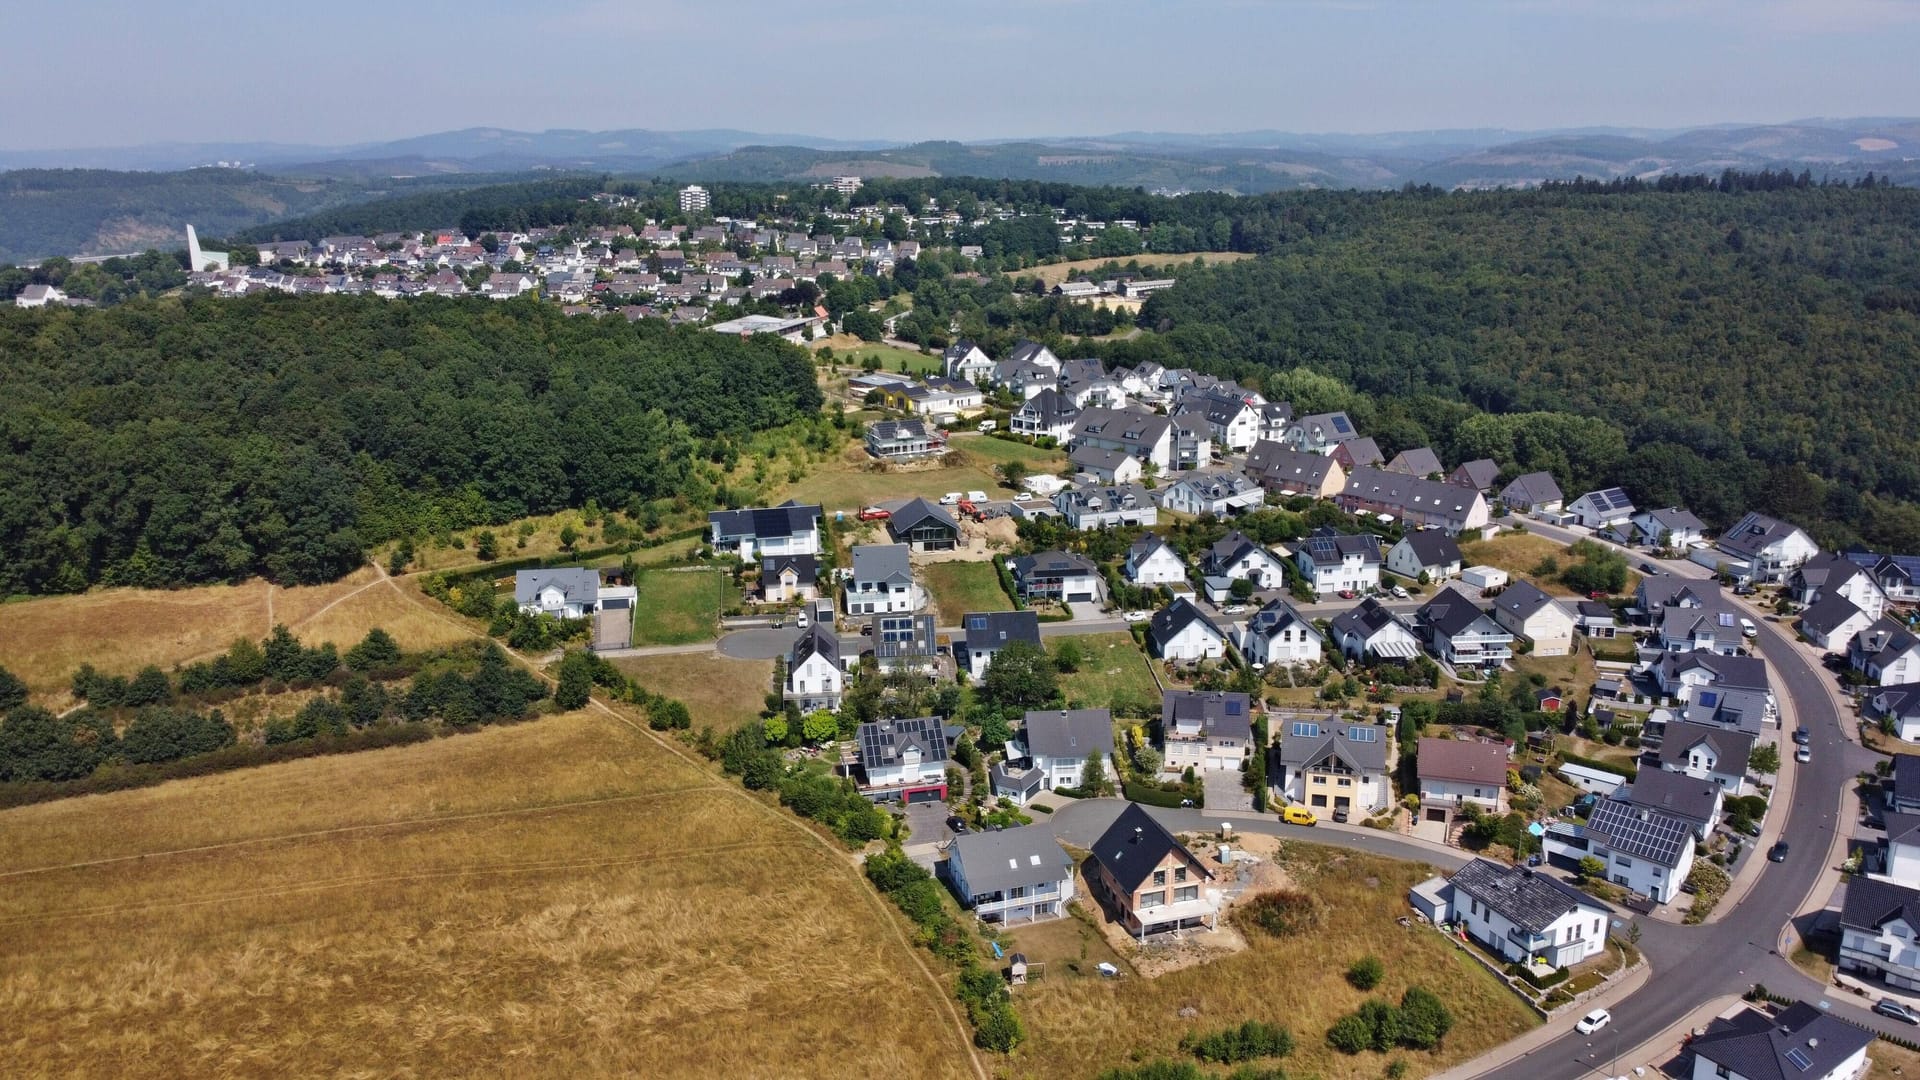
[1699,510,1819,583]
[1499,471,1564,514]
[1294,528,1382,599]
[1867,685,1920,744]
[1201,531,1291,588]
[1156,471,1266,518]
[1069,444,1144,485]
[1791,553,1890,620]
[1009,550,1106,605]
[760,554,819,604]
[1241,599,1324,667]
[1415,587,1515,670]
[844,543,921,615]
[1071,407,1176,471]
[1387,531,1463,583]
[1630,506,1707,549]
[1544,792,1695,903]
[1277,719,1392,819]
[785,625,845,713]
[514,568,605,620]
[708,502,822,560]
[1852,619,1920,687]
[1799,594,1876,654]
[1330,598,1423,663]
[1147,598,1229,661]
[941,340,994,383]
[1054,485,1159,530]
[1010,389,1079,443]
[1159,690,1253,773]
[1658,720,1753,795]
[947,827,1076,924]
[1489,581,1577,657]
[1021,708,1115,790]
[855,716,950,796]
[1687,1003,1872,1080]
[1124,535,1189,587]
[1416,737,1509,818]
[13,283,68,308]
[957,610,1042,682]
[1191,391,1263,452]
[1445,859,1610,970]
[1566,487,1636,532]
[1878,813,1920,887]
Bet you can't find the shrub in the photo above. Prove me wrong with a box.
[1181,1019,1294,1064]
[1326,1012,1377,1054]
[1347,955,1385,990]
[1238,889,1322,938]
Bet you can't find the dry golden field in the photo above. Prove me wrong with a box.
[0,708,983,1079]
[1025,252,1253,288]
[612,652,775,733]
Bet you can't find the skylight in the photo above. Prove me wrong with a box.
[1291,721,1320,738]
[1348,726,1378,743]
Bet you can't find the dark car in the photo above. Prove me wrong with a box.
[1640,561,1662,574]
[1768,841,1790,863]
[1875,999,1920,1025]
[946,816,968,835]
[860,623,874,635]
[1793,727,1811,746]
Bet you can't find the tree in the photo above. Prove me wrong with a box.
[979,713,1012,750]
[475,530,499,560]
[842,308,884,341]
[998,460,1028,490]
[1395,987,1453,1049]
[0,666,26,712]
[1347,955,1385,990]
[1230,577,1256,600]
[0,706,118,782]
[1749,742,1780,774]
[345,627,402,672]
[554,650,594,710]
[979,639,1059,711]
[1577,855,1607,881]
[802,710,839,745]
[1082,751,1111,796]
[1053,639,1085,674]
[559,523,581,551]
[763,714,789,744]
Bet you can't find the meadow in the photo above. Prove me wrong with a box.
[1024,252,1253,288]
[631,568,729,646]
[922,561,1014,624]
[1054,633,1163,716]
[612,652,774,732]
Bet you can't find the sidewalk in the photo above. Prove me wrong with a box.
[1427,963,1654,1080]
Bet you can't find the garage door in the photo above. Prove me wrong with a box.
[904,787,944,804]
[1206,756,1228,770]
[1425,807,1447,822]
[1067,590,1095,603]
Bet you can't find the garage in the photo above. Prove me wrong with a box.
[903,784,947,805]
[1206,756,1229,771]
[1425,807,1448,822]
[1067,590,1096,603]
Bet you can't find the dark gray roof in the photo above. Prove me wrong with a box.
[990,761,1045,800]
[1417,587,1502,638]
[888,497,960,538]
[1623,769,1720,826]
[1010,549,1100,581]
[1022,708,1114,761]
[1278,719,1389,772]
[1169,470,1261,502]
[850,543,913,585]
[869,418,935,442]
[1868,685,1920,724]
[1127,534,1179,565]
[1005,339,1054,366]
[1338,436,1383,466]
[708,501,821,541]
[1500,471,1563,506]
[1894,753,1920,805]
[790,623,841,670]
[856,716,949,770]
[1689,1002,1874,1080]
[1854,617,1920,666]
[1245,598,1319,643]
[1204,530,1269,573]
[951,826,1072,896]
[962,610,1041,652]
[1583,794,1695,867]
[1490,579,1568,622]
[1148,597,1228,651]
[1886,810,1920,848]
[1574,487,1635,515]
[1683,687,1772,735]
[872,614,938,661]
[1716,511,1811,561]
[1448,858,1607,935]
[1300,527,1381,566]
[1640,506,1705,533]
[1654,650,1770,692]
[1090,803,1211,895]
[1842,872,1920,934]
[1798,593,1866,637]
[1070,443,1136,474]
[1072,407,1173,452]
[1160,690,1252,743]
[1384,446,1444,478]
[1339,466,1484,526]
[1398,530,1462,567]
[1450,459,1500,491]
[1657,720,1754,776]
[1332,597,1414,645]
[1016,388,1078,426]
[762,553,818,585]
[514,567,600,606]
[1244,441,1338,490]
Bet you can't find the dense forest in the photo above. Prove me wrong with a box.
[1108,182,1920,551]
[0,296,822,595]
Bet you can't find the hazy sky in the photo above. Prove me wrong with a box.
[7,0,1919,148]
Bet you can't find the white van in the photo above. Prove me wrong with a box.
[1740,617,1757,638]
[977,419,997,433]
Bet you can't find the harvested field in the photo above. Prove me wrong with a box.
[1025,252,1253,288]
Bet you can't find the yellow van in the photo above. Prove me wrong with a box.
[1281,805,1318,826]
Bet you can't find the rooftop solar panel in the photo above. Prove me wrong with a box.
[1786,1047,1813,1071]
[1331,415,1352,433]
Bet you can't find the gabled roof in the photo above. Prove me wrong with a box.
[1299,527,1382,566]
[1384,447,1445,478]
[1089,803,1212,896]
[1397,530,1462,567]
[1244,441,1339,489]
[1448,858,1607,935]
[869,418,935,443]
[1655,649,1770,691]
[951,826,1073,896]
[1716,511,1812,560]
[1583,793,1694,866]
[1417,587,1507,639]
[790,622,841,670]
[1842,874,1920,935]
[763,553,819,584]
[1688,1002,1874,1080]
[1292,411,1359,443]
[1417,737,1508,785]
[857,716,949,770]
[1168,469,1261,502]
[1638,506,1706,534]
[1657,720,1754,776]
[889,497,960,537]
[1450,459,1500,491]
[1278,719,1389,772]
[962,610,1041,651]
[872,613,939,660]
[1572,487,1635,515]
[1070,444,1137,474]
[1204,530,1281,573]
[1160,690,1252,742]
[514,567,600,606]
[1332,597,1417,652]
[1799,593,1867,638]
[1127,534,1180,567]
[1245,598,1319,643]
[1623,768,1721,825]
[1015,388,1078,426]
[708,501,822,541]
[1894,753,1920,804]
[1011,549,1100,580]
[1853,617,1920,666]
[1490,580,1570,623]
[1335,436,1383,466]
[1022,708,1115,761]
[1072,407,1172,451]
[1148,597,1228,649]
[1886,810,1920,849]
[850,543,913,585]
[1500,471,1563,506]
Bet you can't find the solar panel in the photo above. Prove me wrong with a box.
[1226,699,1244,716]
[1718,613,1735,627]
[1785,1047,1813,1071]
[1331,415,1352,434]
[1348,726,1378,743]
[1291,721,1320,738]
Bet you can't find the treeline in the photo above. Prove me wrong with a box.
[0,295,823,594]
[236,176,612,243]
[1115,182,1920,551]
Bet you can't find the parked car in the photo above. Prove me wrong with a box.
[1793,727,1811,746]
[1875,999,1920,1025]
[857,506,891,521]
[1390,584,1409,598]
[1123,610,1152,623]
[977,420,997,433]
[939,492,962,505]
[1769,841,1791,863]
[1588,589,1609,600]
[1576,1009,1611,1034]
[1332,807,1351,824]
[795,610,809,630]
[1640,561,1662,574]
[1796,745,1812,764]
[1741,617,1758,638]
[946,815,968,835]
[965,490,988,503]
[1338,589,1358,600]
[1280,805,1317,826]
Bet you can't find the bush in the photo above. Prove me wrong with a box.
[1181,1019,1294,1064]
[1238,889,1323,937]
[1347,955,1385,990]
[1326,1012,1378,1054]
[1326,988,1452,1054]
[1124,779,1191,808]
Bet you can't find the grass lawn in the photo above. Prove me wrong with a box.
[632,568,728,646]
[1507,646,1599,701]
[1055,633,1163,716]
[950,433,1069,472]
[1870,1035,1920,1078]
[1461,532,1642,599]
[812,334,941,374]
[0,708,978,1078]
[1009,842,1539,1079]
[611,652,775,732]
[922,561,1013,623]
[1553,733,1642,774]
[1026,252,1254,288]
[777,449,1009,512]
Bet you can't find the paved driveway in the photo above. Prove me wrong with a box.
[899,797,952,848]
[715,627,802,659]
[1201,769,1253,812]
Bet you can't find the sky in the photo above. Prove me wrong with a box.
[6,0,1920,149]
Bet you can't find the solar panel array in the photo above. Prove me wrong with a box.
[1590,487,1634,512]
[1588,798,1693,863]
[1785,1047,1814,1072]
[1331,414,1352,434]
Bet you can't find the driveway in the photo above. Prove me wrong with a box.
[716,627,803,659]
[1201,769,1253,812]
[899,797,953,849]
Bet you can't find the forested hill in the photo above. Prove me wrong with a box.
[0,297,822,595]
[1125,183,1920,551]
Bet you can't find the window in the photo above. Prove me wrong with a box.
[1174,866,1188,882]
[1153,870,1166,886]
[1174,885,1198,904]
[1615,855,1634,869]
[1139,890,1166,909]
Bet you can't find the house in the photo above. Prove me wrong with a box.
[1276,719,1391,819]
[1489,581,1577,657]
[1843,876,1920,993]
[1799,594,1875,653]
[1201,531,1291,588]
[1071,407,1175,471]
[785,624,845,713]
[1241,599,1324,667]
[14,283,68,308]
[1499,471,1564,514]
[1866,685,1920,743]
[866,419,947,461]
[1331,598,1424,663]
[957,611,1042,682]
[1054,484,1159,530]
[1445,859,1611,970]
[1156,470,1266,518]
[1294,528,1383,599]
[1535,687,1565,712]
[1574,600,1618,639]
[1387,531,1463,583]
[1790,553,1890,620]
[1558,762,1628,796]
[988,761,1046,806]
[481,272,537,299]
[1891,754,1920,816]
[1160,690,1253,773]
[1566,488,1636,532]
[709,501,822,560]
[1010,389,1080,443]
[872,613,941,674]
[1630,506,1708,549]
[1416,737,1509,819]
[845,544,920,615]
[1415,587,1515,670]
[1681,686,1774,737]
[1846,550,1920,604]
[1655,600,1748,655]
[1852,619,1920,687]
[855,716,949,798]
[1700,510,1819,583]
[1022,708,1115,790]
[1124,535,1189,587]
[1449,459,1501,492]
[1284,411,1361,454]
[1659,720,1753,794]
[942,340,994,382]
[1881,813,1920,887]
[514,568,604,620]
[887,498,962,552]
[1652,650,1771,701]
[1685,1002,1873,1080]
[1460,565,1510,591]
[1190,390,1263,452]
[1544,791,1696,903]
[1625,768,1724,841]
[1009,550,1105,605]
[1083,803,1219,938]
[1069,444,1144,484]
[1257,401,1295,443]
[761,554,819,603]
[1148,598,1230,661]
[1243,441,1346,498]
[1384,446,1445,479]
[1335,467,1491,535]
[1331,436,1384,470]
[947,827,1076,924]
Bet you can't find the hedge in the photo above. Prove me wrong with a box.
[1508,962,1571,990]
[1125,780,1194,808]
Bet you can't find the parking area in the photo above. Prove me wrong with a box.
[1201,769,1253,812]
[899,797,953,848]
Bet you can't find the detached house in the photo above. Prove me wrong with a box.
[1566,488,1636,532]
[1124,534,1189,587]
[1054,484,1158,530]
[1686,1002,1872,1080]
[1009,550,1105,605]
[1700,510,1818,583]
[1277,719,1391,820]
[1443,859,1611,971]
[1071,407,1175,471]
[1866,685,1920,743]
[515,568,606,620]
[761,554,819,603]
[1846,550,1920,604]
[1332,437,1384,470]
[1084,803,1219,938]
[1191,390,1262,452]
[1799,594,1876,654]
[855,716,949,799]
[1241,599,1324,667]
[1387,531,1463,583]
[1544,791,1695,903]
[1489,580,1577,657]
[866,419,946,461]
[1294,528,1382,599]
[1842,876,1920,995]
[1630,506,1707,549]
[1790,553,1889,619]
[872,613,940,675]
[1659,720,1754,794]
[942,339,994,382]
[709,502,822,560]
[1011,388,1080,443]
[1415,587,1515,670]
[947,827,1076,925]
[1148,598,1230,661]
[1201,531,1291,588]
[1416,737,1509,820]
[1244,441,1346,499]
[1449,459,1500,492]
[845,544,920,615]
[1157,470,1266,518]
[958,611,1042,682]
[1021,708,1115,791]
[887,498,962,552]
[785,624,845,713]
[1384,446,1445,478]
[1069,444,1144,485]
[1499,471,1564,514]
[1330,597,1423,663]
[1160,690,1253,773]
[1284,411,1360,454]
[1852,619,1920,687]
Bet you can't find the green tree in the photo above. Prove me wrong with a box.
[763,714,789,744]
[554,650,594,710]
[345,627,402,672]
[1749,742,1780,774]
[1347,955,1385,990]
[1577,855,1607,881]
[0,666,27,711]
[1053,638,1085,674]
[802,710,839,745]
[124,665,172,707]
[979,639,1059,711]
[0,706,117,781]
[559,523,581,551]
[979,713,1012,750]
[1082,751,1111,796]
[998,460,1028,490]
[475,530,499,560]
